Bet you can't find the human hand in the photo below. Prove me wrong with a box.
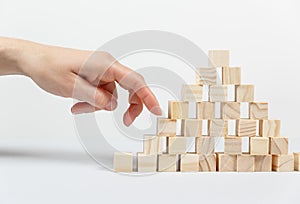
[13,39,162,126]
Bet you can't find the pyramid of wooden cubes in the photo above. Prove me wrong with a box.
[114,50,300,173]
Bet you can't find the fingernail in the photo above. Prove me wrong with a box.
[151,106,162,115]
[105,99,118,110]
[123,112,133,127]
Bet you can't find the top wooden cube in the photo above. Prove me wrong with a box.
[208,50,230,67]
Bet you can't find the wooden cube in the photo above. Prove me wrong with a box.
[294,152,300,171]
[196,67,217,85]
[143,135,162,154]
[210,85,228,102]
[235,85,254,102]
[255,155,272,172]
[167,137,187,154]
[196,136,215,155]
[137,153,157,172]
[114,152,133,172]
[181,119,202,137]
[249,102,268,120]
[272,154,294,172]
[249,137,269,155]
[158,154,177,172]
[209,119,228,137]
[196,102,215,119]
[208,50,230,67]
[237,154,255,172]
[224,137,242,155]
[181,84,203,102]
[259,120,281,137]
[180,154,199,172]
[217,153,237,172]
[157,118,176,136]
[199,154,217,171]
[168,101,189,119]
[236,119,257,137]
[270,137,288,155]
[221,102,240,119]
[222,66,241,85]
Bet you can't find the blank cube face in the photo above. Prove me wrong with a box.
[208,50,230,67]
[114,152,133,172]
[270,137,288,155]
[181,85,203,102]
[137,153,157,172]
[259,120,281,137]
[272,155,294,172]
[255,155,272,172]
[237,155,255,172]
[196,68,217,85]
[167,137,187,154]
[158,155,177,172]
[222,67,241,85]
[196,102,215,119]
[221,102,240,119]
[180,154,199,172]
[294,153,300,171]
[196,137,215,155]
[250,102,268,120]
[209,119,228,137]
[217,154,237,172]
[143,135,161,154]
[199,154,216,172]
[236,119,257,137]
[168,101,189,119]
[250,137,269,155]
[181,119,202,137]
[210,85,228,102]
[224,137,242,155]
[235,85,254,102]
[157,118,176,136]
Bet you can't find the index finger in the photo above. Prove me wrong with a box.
[112,62,162,115]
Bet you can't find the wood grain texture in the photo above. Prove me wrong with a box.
[167,137,187,154]
[180,154,199,172]
[208,50,230,67]
[235,85,254,102]
[196,136,215,155]
[181,119,202,137]
[196,102,215,119]
[222,66,241,85]
[157,118,176,137]
[224,137,242,155]
[143,135,162,154]
[168,101,189,119]
[272,154,294,172]
[209,85,228,102]
[221,102,240,119]
[196,67,217,85]
[181,84,203,102]
[259,120,281,137]
[255,155,272,172]
[199,154,216,172]
[237,154,255,172]
[249,102,268,120]
[294,152,300,171]
[270,137,288,155]
[217,153,237,172]
[137,153,157,172]
[250,137,269,155]
[114,152,133,172]
[236,119,257,137]
[158,154,177,172]
[209,119,228,137]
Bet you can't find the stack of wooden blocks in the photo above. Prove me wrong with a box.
[114,50,300,173]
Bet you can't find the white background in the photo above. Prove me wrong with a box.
[1,0,300,203]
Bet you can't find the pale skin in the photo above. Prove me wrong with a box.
[0,37,162,126]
